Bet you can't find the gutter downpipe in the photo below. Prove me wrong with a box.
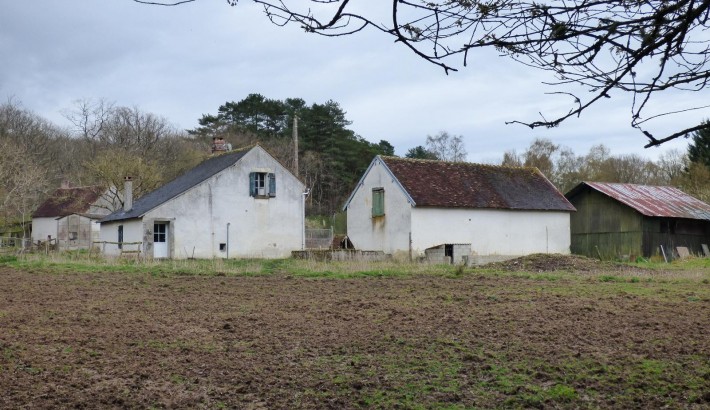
[302,189,310,250]
[226,222,231,259]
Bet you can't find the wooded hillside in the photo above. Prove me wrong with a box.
[1,96,708,237]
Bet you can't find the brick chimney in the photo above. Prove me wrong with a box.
[124,176,133,212]
[211,137,231,154]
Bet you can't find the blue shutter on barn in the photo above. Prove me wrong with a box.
[249,172,256,197]
[268,173,276,197]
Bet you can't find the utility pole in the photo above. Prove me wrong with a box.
[293,115,299,178]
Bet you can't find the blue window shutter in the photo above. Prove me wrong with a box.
[249,172,256,197]
[268,173,276,197]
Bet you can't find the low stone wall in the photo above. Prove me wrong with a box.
[468,254,520,265]
[292,249,389,262]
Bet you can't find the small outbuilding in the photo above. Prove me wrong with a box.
[100,145,305,259]
[32,186,115,249]
[343,156,576,264]
[565,182,710,259]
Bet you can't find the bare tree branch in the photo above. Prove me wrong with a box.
[133,0,195,5]
[134,0,710,147]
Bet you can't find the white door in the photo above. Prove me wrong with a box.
[153,223,168,258]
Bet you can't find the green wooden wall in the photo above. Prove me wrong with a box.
[568,186,710,259]
[568,187,644,259]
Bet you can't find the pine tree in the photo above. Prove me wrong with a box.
[688,120,710,167]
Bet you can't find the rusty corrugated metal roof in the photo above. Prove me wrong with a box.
[577,182,710,220]
[33,186,104,218]
[380,157,575,211]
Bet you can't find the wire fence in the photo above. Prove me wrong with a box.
[0,236,33,254]
[305,228,334,249]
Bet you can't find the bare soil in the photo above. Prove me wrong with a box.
[481,253,639,273]
[1,264,709,409]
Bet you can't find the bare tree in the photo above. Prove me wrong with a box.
[655,149,687,183]
[82,149,166,211]
[500,139,674,191]
[137,0,710,148]
[501,149,523,167]
[425,131,467,162]
[522,138,559,177]
[62,98,115,142]
[0,140,50,237]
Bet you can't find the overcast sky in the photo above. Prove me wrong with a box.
[1,0,707,163]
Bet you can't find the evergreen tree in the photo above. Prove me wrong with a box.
[688,120,710,167]
[405,146,438,160]
[191,95,395,214]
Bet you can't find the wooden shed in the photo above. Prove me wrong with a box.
[565,182,710,260]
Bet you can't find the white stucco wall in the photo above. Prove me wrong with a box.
[411,207,571,262]
[101,146,305,259]
[31,217,57,244]
[100,219,143,256]
[345,158,412,258]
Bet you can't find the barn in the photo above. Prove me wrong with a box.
[343,156,576,264]
[32,185,116,249]
[565,182,710,259]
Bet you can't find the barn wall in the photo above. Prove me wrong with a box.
[56,214,97,250]
[643,217,710,257]
[568,188,644,259]
[31,217,57,244]
[411,208,571,263]
[344,158,412,258]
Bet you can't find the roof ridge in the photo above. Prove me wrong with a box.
[381,155,539,171]
[586,181,686,190]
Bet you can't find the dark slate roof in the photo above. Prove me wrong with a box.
[101,149,250,223]
[567,182,710,220]
[33,186,104,218]
[380,156,575,211]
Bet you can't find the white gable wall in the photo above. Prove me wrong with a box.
[345,158,412,258]
[101,146,305,259]
[411,207,571,263]
[31,217,57,244]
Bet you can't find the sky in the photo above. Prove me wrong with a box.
[1,0,707,163]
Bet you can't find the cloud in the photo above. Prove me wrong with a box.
[0,0,702,164]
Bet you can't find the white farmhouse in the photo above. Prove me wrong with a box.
[343,156,576,264]
[32,185,114,249]
[99,145,305,259]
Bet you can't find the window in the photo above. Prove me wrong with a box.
[117,225,123,250]
[249,172,276,197]
[372,188,385,217]
[154,223,167,243]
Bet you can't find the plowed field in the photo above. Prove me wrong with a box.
[1,264,708,409]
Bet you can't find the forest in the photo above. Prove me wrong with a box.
[1,94,709,237]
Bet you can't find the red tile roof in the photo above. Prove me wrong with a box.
[569,182,710,220]
[380,157,575,211]
[32,186,104,218]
